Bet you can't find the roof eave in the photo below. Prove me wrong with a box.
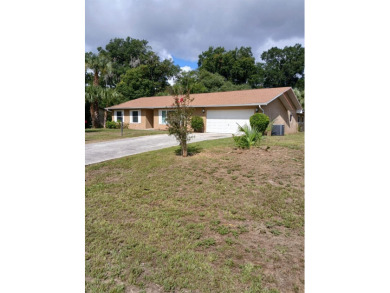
[107,103,268,110]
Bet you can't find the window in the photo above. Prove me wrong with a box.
[130,110,141,123]
[159,110,174,124]
[115,110,124,122]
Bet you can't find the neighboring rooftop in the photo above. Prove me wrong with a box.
[107,87,300,109]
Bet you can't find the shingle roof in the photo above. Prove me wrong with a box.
[107,87,294,110]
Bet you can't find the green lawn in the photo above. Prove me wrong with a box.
[85,128,168,144]
[85,133,304,293]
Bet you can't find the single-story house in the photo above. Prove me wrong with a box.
[106,87,303,134]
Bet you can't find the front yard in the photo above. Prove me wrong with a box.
[85,128,168,144]
[85,133,304,293]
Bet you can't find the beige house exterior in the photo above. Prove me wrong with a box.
[106,87,303,134]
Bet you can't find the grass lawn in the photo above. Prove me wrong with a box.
[85,133,304,293]
[85,128,168,144]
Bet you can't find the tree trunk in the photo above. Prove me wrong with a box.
[93,71,99,86]
[103,110,107,128]
[92,101,100,128]
[89,103,95,128]
[91,69,100,128]
[182,139,187,157]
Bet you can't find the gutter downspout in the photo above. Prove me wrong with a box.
[258,105,264,114]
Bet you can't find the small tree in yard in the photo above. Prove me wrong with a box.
[166,91,194,157]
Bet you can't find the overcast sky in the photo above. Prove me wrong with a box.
[86,0,304,69]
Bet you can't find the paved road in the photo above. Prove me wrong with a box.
[85,133,232,165]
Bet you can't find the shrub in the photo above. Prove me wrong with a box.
[191,116,204,132]
[250,113,270,134]
[105,121,128,129]
[106,120,118,129]
[233,124,262,149]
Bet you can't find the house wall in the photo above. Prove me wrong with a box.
[125,109,150,130]
[153,109,167,130]
[144,109,154,129]
[263,98,298,134]
[152,108,206,130]
[152,106,256,132]
[116,102,298,134]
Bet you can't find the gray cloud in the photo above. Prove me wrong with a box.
[86,0,304,62]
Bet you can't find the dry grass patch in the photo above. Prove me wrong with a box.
[86,133,304,293]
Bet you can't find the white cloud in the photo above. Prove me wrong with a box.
[154,47,173,61]
[180,66,192,72]
[167,78,175,86]
[254,37,305,62]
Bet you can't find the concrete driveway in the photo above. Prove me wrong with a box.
[85,133,232,165]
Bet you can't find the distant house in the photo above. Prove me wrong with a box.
[106,87,303,134]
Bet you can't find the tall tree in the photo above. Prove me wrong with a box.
[85,85,102,128]
[98,37,153,87]
[85,52,111,87]
[116,65,156,100]
[260,44,304,89]
[116,58,179,100]
[85,52,112,127]
[174,69,252,94]
[198,46,260,86]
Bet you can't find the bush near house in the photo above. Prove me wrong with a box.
[106,121,119,129]
[106,121,129,129]
[250,113,270,134]
[191,116,204,132]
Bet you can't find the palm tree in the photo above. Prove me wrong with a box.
[85,52,112,127]
[233,124,262,149]
[85,86,102,128]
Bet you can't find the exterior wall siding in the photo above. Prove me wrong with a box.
[125,109,149,130]
[113,102,298,134]
[263,98,298,134]
[152,107,207,130]
[144,109,154,129]
[153,109,168,130]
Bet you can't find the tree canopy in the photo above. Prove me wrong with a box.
[259,44,305,90]
[85,37,180,115]
[173,69,252,94]
[197,46,260,86]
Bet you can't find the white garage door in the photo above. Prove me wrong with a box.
[206,109,254,133]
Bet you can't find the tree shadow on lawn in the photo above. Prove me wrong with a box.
[174,144,203,156]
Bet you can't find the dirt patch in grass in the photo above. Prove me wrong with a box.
[86,133,304,293]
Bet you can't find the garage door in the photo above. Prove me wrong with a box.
[206,109,254,133]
